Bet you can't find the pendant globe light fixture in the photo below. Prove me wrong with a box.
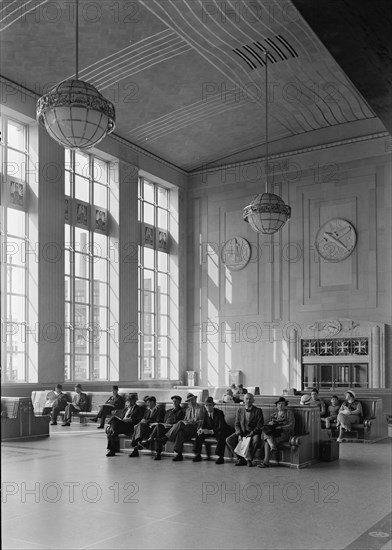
[243,52,291,234]
[36,0,115,150]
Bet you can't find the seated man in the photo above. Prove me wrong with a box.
[164,393,205,462]
[321,395,340,429]
[61,384,89,426]
[106,394,143,457]
[193,397,234,464]
[222,388,240,403]
[234,384,248,400]
[43,385,71,425]
[128,396,165,457]
[149,395,185,460]
[259,397,295,468]
[90,385,125,429]
[225,393,263,467]
[42,384,68,420]
[310,388,326,416]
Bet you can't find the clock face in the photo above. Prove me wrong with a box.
[315,219,357,262]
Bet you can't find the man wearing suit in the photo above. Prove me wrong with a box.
[89,385,125,429]
[128,396,165,457]
[106,394,143,457]
[61,383,89,426]
[193,397,234,464]
[165,393,205,462]
[225,393,264,466]
[42,384,69,423]
[149,395,185,460]
[43,384,71,425]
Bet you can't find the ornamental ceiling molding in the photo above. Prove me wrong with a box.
[189,131,390,178]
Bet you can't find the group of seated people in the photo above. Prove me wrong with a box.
[41,384,363,460]
[299,387,363,442]
[103,391,295,468]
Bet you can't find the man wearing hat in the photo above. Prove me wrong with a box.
[61,384,89,426]
[106,394,143,457]
[42,384,71,425]
[226,393,264,466]
[90,385,125,429]
[336,391,363,442]
[258,397,295,468]
[148,395,186,460]
[128,396,165,457]
[193,397,234,464]
[164,393,205,461]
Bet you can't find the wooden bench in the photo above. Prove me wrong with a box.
[31,388,208,424]
[119,402,322,468]
[251,395,384,443]
[1,397,50,441]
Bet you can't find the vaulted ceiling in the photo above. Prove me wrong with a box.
[0,0,390,172]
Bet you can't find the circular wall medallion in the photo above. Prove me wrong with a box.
[315,219,357,262]
[221,237,251,271]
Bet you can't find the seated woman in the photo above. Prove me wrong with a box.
[258,397,295,468]
[336,391,363,442]
[321,395,340,429]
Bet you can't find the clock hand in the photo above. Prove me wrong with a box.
[323,232,350,251]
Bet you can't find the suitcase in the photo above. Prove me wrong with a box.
[320,440,340,462]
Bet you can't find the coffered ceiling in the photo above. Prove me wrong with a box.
[0,0,389,172]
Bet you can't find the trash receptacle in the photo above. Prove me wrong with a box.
[320,440,340,462]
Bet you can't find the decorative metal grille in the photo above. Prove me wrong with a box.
[302,338,368,357]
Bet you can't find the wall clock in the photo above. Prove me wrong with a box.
[221,237,251,271]
[315,219,357,262]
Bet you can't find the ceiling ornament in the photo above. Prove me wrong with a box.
[243,51,291,234]
[36,0,115,150]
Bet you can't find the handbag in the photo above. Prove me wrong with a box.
[234,436,252,459]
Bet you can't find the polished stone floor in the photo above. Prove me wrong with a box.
[2,424,392,550]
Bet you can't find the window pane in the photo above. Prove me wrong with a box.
[7,120,25,151]
[144,313,154,335]
[94,233,107,257]
[93,157,107,183]
[158,273,168,294]
[75,151,90,177]
[143,270,154,291]
[143,202,154,225]
[75,303,89,326]
[94,307,108,331]
[142,347,154,379]
[143,248,154,269]
[65,303,71,326]
[75,253,89,278]
[159,314,168,336]
[157,356,168,379]
[158,292,168,315]
[94,182,107,208]
[93,355,107,380]
[158,208,167,230]
[74,355,89,380]
[7,209,25,236]
[64,328,71,353]
[7,265,25,293]
[65,276,71,301]
[5,237,24,265]
[158,251,168,271]
[93,331,107,356]
[75,279,89,303]
[94,257,107,282]
[65,171,71,195]
[94,282,107,306]
[144,291,155,314]
[65,249,71,275]
[7,295,25,323]
[143,181,154,203]
[75,228,90,253]
[7,149,25,180]
[157,186,168,208]
[75,329,89,353]
[65,355,71,381]
[6,352,25,381]
[75,174,89,202]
